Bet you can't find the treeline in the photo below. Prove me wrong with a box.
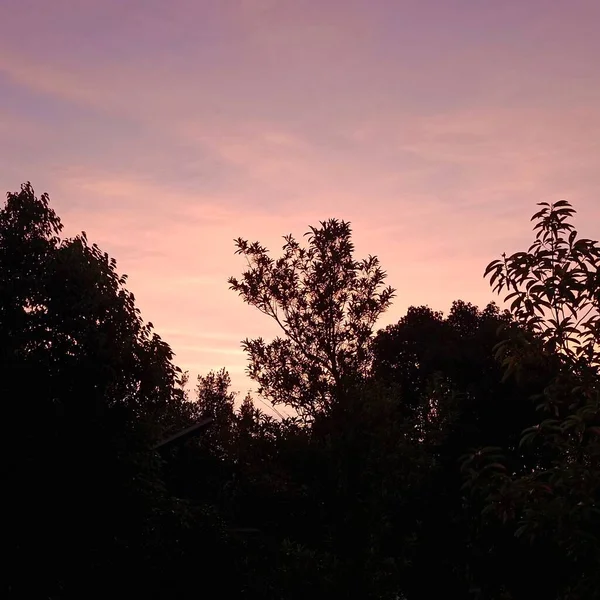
[3,183,599,599]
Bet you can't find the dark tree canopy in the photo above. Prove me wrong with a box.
[5,182,600,600]
[2,184,205,598]
[371,300,539,449]
[1,183,195,436]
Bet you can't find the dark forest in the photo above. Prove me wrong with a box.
[4,183,599,599]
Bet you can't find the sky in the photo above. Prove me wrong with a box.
[1,0,599,397]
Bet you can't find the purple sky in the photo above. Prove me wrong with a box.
[1,0,599,395]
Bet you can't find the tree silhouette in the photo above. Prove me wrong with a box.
[463,200,600,599]
[6,182,599,599]
[1,184,205,598]
[229,219,395,420]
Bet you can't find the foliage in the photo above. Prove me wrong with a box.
[229,219,395,420]
[1,184,216,598]
[7,181,600,599]
[464,200,600,599]
[371,300,555,597]
[485,199,599,371]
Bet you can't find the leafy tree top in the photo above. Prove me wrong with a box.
[485,200,600,372]
[0,182,194,438]
[229,218,395,420]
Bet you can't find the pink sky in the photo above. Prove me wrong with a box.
[1,0,599,397]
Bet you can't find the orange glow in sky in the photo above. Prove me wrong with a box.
[1,0,599,394]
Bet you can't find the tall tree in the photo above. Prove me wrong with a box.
[1,183,201,598]
[464,200,600,599]
[229,219,395,420]
[370,301,552,598]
